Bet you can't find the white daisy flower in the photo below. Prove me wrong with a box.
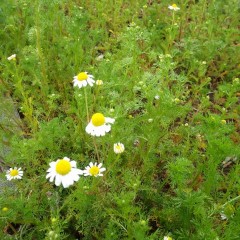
[96,79,103,85]
[73,72,95,89]
[46,157,83,188]
[114,142,125,154]
[86,113,115,137]
[168,4,180,11]
[7,54,16,61]
[83,162,106,177]
[6,167,23,181]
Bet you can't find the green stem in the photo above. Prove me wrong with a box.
[92,137,100,163]
[221,195,240,209]
[209,195,240,217]
[84,88,89,122]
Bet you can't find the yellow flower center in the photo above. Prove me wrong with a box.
[172,4,177,8]
[56,159,71,175]
[89,166,100,176]
[77,72,88,81]
[116,145,122,150]
[91,113,105,126]
[10,169,19,177]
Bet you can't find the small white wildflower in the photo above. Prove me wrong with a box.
[155,95,160,100]
[46,157,83,188]
[73,72,95,89]
[6,167,23,181]
[114,143,125,154]
[83,162,106,177]
[148,118,153,123]
[168,3,180,11]
[86,113,115,137]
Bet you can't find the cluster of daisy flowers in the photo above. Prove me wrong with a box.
[46,157,106,188]
[7,145,125,188]
[73,71,115,137]
[6,158,107,188]
[5,71,125,188]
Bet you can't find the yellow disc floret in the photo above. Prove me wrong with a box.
[172,4,177,8]
[56,159,71,175]
[89,166,100,176]
[10,169,19,177]
[91,113,105,126]
[116,145,122,150]
[77,72,88,81]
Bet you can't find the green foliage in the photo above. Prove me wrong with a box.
[0,0,240,239]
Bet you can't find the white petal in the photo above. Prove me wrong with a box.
[55,174,62,186]
[105,117,115,124]
[70,161,77,168]
[100,167,106,172]
[104,124,111,132]
[86,123,93,133]
[61,176,72,188]
[82,80,88,86]
[72,172,80,181]
[49,162,56,168]
[94,126,106,136]
[50,174,55,182]
[46,172,52,179]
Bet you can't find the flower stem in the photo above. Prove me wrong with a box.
[84,88,89,122]
[209,195,240,217]
[93,137,100,163]
[221,195,240,209]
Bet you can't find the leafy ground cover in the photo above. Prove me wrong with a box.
[0,0,239,239]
